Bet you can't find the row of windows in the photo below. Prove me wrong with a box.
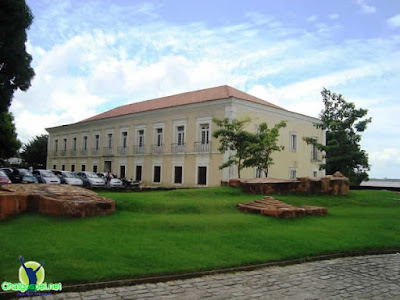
[51,164,208,185]
[53,123,210,152]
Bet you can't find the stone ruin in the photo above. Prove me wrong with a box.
[237,196,327,218]
[0,184,115,220]
[226,172,349,195]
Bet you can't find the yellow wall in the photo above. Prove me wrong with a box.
[46,98,324,187]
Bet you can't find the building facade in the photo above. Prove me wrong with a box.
[46,85,325,187]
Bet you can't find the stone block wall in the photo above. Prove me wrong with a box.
[230,173,349,195]
[0,184,115,220]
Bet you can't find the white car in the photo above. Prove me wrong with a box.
[33,169,61,184]
[97,172,124,188]
[52,170,83,186]
[76,172,105,188]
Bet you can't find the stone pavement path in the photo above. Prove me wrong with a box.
[25,253,399,300]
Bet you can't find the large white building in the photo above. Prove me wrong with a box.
[46,85,324,187]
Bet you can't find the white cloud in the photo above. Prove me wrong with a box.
[306,15,318,22]
[355,0,376,14]
[328,14,340,20]
[387,14,400,28]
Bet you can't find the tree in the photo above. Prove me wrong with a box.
[20,134,48,169]
[304,88,371,185]
[212,118,253,178]
[0,0,35,159]
[243,121,287,177]
[0,111,21,159]
[0,0,35,111]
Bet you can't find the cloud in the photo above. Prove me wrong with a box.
[328,14,340,20]
[306,15,318,22]
[355,0,376,14]
[387,14,400,28]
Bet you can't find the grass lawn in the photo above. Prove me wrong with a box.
[0,187,399,285]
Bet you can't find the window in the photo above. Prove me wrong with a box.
[289,168,297,180]
[54,140,58,151]
[135,165,142,181]
[153,166,161,183]
[138,129,145,147]
[156,128,163,146]
[63,138,67,151]
[200,124,210,144]
[311,137,318,160]
[93,165,98,173]
[290,133,297,152]
[53,165,57,170]
[71,164,75,172]
[255,168,263,178]
[94,135,100,150]
[313,170,318,178]
[72,137,77,150]
[121,132,128,148]
[81,164,86,171]
[62,165,65,171]
[83,136,88,150]
[107,133,113,148]
[174,166,183,184]
[120,165,126,178]
[197,166,207,185]
[176,126,185,145]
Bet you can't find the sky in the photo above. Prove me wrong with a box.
[11,0,400,179]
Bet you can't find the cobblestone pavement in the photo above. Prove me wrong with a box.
[25,254,399,299]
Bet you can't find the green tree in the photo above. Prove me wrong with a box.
[0,0,35,111]
[212,118,253,178]
[243,121,287,177]
[0,111,21,159]
[304,88,371,185]
[0,0,35,159]
[20,134,48,168]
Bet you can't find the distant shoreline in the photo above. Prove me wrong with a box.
[361,180,400,188]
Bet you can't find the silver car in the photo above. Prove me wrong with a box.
[52,170,83,186]
[76,171,105,188]
[97,172,124,188]
[33,169,61,184]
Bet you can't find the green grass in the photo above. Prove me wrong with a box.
[0,187,399,285]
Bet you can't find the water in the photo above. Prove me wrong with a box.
[361,180,400,188]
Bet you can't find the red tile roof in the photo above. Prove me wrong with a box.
[79,85,285,123]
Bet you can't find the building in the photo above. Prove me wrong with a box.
[46,85,325,187]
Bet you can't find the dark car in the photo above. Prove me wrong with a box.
[1,168,39,184]
[0,170,11,185]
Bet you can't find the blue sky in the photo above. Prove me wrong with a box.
[11,0,400,178]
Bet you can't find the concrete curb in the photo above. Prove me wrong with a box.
[2,248,399,299]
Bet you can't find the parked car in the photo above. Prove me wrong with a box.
[0,170,12,185]
[51,170,83,186]
[32,169,61,184]
[76,172,105,188]
[1,167,22,183]
[97,172,124,188]
[17,169,39,184]
[121,178,141,189]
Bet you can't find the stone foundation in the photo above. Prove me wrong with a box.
[237,196,327,218]
[230,174,349,195]
[0,184,115,220]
